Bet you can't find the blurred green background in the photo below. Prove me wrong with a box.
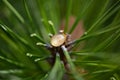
[0,0,120,80]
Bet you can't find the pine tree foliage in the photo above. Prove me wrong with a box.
[0,0,120,80]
